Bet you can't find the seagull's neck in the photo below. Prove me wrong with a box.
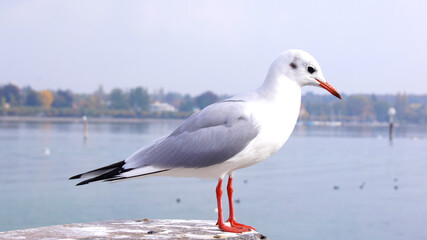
[255,67,302,103]
[249,67,302,153]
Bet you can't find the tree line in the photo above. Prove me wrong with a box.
[0,84,223,119]
[1,83,426,123]
[301,92,427,124]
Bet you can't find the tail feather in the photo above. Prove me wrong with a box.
[104,169,170,182]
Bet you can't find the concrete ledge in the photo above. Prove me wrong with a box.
[0,219,267,240]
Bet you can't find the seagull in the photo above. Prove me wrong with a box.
[70,49,341,233]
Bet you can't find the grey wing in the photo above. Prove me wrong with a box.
[124,100,259,169]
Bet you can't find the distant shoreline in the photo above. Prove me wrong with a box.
[0,116,184,124]
[0,115,413,127]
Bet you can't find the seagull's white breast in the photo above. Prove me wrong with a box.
[228,80,302,170]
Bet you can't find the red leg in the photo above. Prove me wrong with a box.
[215,178,248,233]
[226,175,256,231]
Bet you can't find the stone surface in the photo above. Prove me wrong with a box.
[0,219,268,240]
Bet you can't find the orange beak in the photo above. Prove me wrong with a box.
[315,78,342,100]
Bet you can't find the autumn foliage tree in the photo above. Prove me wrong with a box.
[40,90,54,109]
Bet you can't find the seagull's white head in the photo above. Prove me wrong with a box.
[270,49,341,99]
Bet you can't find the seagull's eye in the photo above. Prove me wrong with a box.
[307,66,316,74]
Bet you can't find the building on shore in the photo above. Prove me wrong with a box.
[150,101,177,113]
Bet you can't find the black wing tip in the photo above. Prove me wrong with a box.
[70,161,169,186]
[71,164,132,186]
[69,160,126,182]
[74,175,107,186]
[69,174,83,180]
[75,180,89,186]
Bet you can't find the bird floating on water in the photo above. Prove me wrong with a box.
[70,49,341,233]
[44,147,51,156]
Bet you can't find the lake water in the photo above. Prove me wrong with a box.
[0,120,426,240]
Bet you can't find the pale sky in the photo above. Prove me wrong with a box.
[1,0,426,96]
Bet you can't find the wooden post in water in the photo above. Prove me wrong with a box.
[82,115,88,140]
[388,107,396,142]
